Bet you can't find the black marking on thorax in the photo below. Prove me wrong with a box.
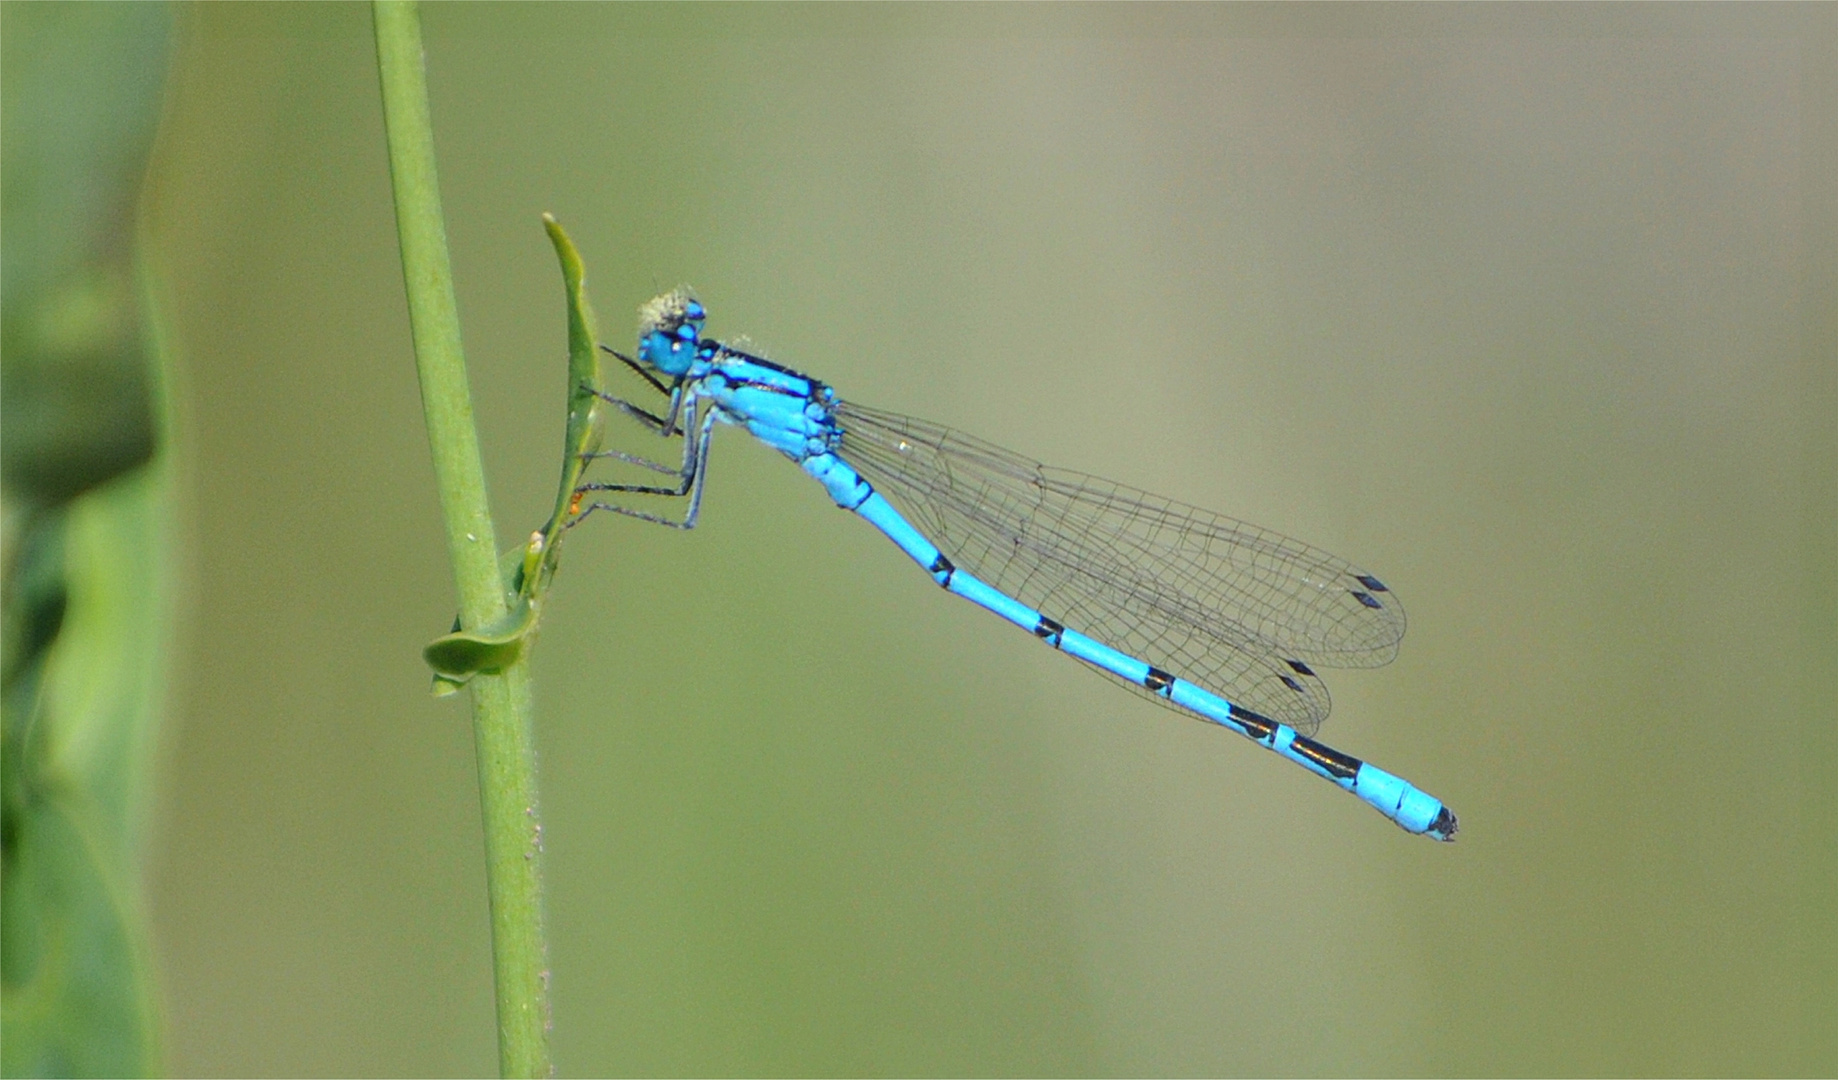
[718,343,824,388]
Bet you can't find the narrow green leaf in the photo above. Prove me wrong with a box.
[541,212,606,535]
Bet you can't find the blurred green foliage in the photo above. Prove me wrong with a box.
[1,2,174,1075]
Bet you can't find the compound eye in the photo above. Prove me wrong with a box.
[684,300,706,320]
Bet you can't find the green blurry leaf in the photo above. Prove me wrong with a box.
[1,2,169,506]
[3,481,167,1077]
[1,3,173,1076]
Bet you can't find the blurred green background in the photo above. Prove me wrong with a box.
[25,1,1835,1075]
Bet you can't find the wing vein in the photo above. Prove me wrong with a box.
[833,400,1406,734]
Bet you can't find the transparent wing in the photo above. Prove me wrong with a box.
[833,401,1406,735]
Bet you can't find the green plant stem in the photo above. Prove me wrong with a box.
[372,3,552,1075]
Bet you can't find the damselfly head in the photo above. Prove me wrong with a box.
[636,287,707,377]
